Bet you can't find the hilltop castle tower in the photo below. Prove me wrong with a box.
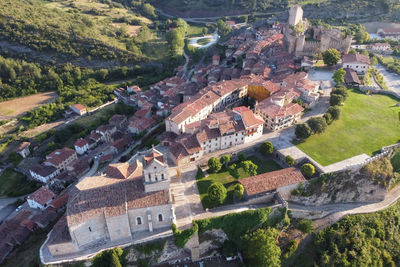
[288,5,303,26]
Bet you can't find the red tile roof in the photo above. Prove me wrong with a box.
[45,148,76,166]
[71,104,86,111]
[27,187,55,206]
[74,138,88,148]
[342,53,370,65]
[50,194,69,210]
[240,167,306,197]
[17,142,30,152]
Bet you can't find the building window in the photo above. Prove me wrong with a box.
[148,174,151,180]
[89,227,92,232]
[158,214,163,222]
[136,217,142,225]
[162,173,164,180]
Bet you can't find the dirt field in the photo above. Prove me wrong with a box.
[0,92,58,120]
[112,23,142,36]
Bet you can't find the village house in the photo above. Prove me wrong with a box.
[27,186,56,210]
[168,107,264,165]
[96,124,117,143]
[128,116,157,134]
[369,43,391,53]
[108,114,128,129]
[29,164,59,183]
[43,149,174,257]
[16,141,30,158]
[255,90,304,131]
[74,138,89,155]
[378,28,400,38]
[44,148,78,172]
[240,167,306,201]
[344,68,361,88]
[66,159,90,178]
[69,104,87,116]
[342,53,370,74]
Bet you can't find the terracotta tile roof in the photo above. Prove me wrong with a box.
[45,148,76,166]
[96,124,116,134]
[342,53,370,65]
[157,131,178,143]
[70,104,86,111]
[74,138,88,148]
[257,100,304,120]
[134,108,151,118]
[112,136,132,151]
[99,154,113,163]
[169,142,189,160]
[88,132,102,141]
[233,106,264,129]
[27,187,55,206]
[370,42,390,47]
[129,117,156,132]
[29,164,57,177]
[344,68,361,84]
[381,28,400,33]
[0,242,13,262]
[67,162,170,227]
[240,167,306,197]
[144,148,164,165]
[109,114,127,125]
[17,141,30,152]
[106,161,138,179]
[47,216,72,245]
[50,194,69,210]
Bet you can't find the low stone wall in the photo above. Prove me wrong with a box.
[336,149,392,174]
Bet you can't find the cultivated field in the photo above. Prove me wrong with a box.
[0,92,58,120]
[297,90,400,166]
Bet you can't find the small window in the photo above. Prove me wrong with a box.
[137,217,142,225]
[162,173,165,180]
[89,227,92,232]
[158,214,163,222]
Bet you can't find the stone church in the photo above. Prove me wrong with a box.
[45,148,174,256]
[284,6,352,56]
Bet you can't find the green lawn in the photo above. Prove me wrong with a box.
[196,38,212,46]
[196,156,282,209]
[297,90,400,166]
[0,168,40,197]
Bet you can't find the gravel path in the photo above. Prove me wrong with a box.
[375,64,400,94]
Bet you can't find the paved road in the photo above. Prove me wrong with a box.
[375,64,400,94]
[0,196,21,223]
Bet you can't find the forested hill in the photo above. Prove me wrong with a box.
[152,0,400,22]
[0,0,167,67]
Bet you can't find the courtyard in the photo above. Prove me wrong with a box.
[196,155,282,209]
[296,90,400,166]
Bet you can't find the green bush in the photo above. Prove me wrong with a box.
[301,163,315,178]
[238,153,247,162]
[172,223,198,248]
[208,157,222,173]
[207,182,227,204]
[233,183,244,200]
[298,219,314,233]
[260,141,274,155]
[285,155,295,166]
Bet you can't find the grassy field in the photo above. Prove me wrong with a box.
[0,92,58,120]
[0,168,40,197]
[296,90,400,166]
[197,38,212,45]
[196,156,282,209]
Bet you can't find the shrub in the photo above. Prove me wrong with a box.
[241,160,258,176]
[172,223,199,248]
[295,123,312,139]
[285,155,295,166]
[228,163,240,178]
[233,183,244,200]
[208,157,222,173]
[330,94,344,106]
[322,48,341,66]
[332,85,348,99]
[220,155,231,167]
[260,141,274,155]
[298,219,314,233]
[307,117,327,134]
[207,182,227,204]
[301,163,315,178]
[323,112,333,125]
[238,153,247,162]
[327,106,341,120]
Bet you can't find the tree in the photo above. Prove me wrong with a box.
[298,219,314,233]
[333,68,346,84]
[208,157,222,173]
[322,48,341,66]
[244,228,281,267]
[331,85,348,99]
[233,183,244,200]
[370,56,378,66]
[330,94,344,106]
[217,19,231,37]
[323,112,333,125]
[285,155,295,166]
[327,106,341,120]
[238,153,247,162]
[295,123,312,139]
[166,29,184,55]
[241,160,258,176]
[142,3,156,18]
[307,117,327,134]
[208,182,227,204]
[220,155,231,167]
[260,141,274,155]
[301,163,315,178]
[110,249,122,267]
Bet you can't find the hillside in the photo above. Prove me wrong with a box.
[0,0,170,67]
[153,0,400,22]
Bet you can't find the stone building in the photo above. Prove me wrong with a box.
[44,149,174,256]
[284,6,352,57]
